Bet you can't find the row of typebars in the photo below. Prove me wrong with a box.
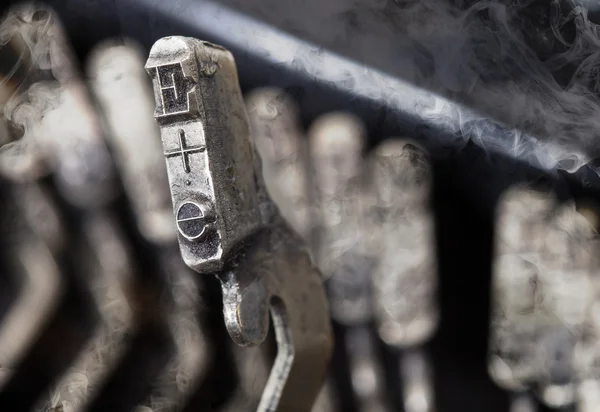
[0,3,599,412]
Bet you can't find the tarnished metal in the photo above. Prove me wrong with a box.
[146,36,332,412]
[145,37,260,273]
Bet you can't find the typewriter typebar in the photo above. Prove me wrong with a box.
[245,88,310,242]
[367,140,437,412]
[145,36,333,412]
[245,88,339,412]
[490,184,599,411]
[309,113,392,412]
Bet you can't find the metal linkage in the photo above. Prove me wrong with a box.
[219,333,274,411]
[145,36,333,412]
[245,88,339,412]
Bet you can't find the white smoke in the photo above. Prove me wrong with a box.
[0,3,76,83]
[0,3,79,181]
[147,0,600,174]
[377,0,600,173]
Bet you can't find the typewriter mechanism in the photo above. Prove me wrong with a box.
[1,1,600,412]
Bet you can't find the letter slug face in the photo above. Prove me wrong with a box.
[146,37,262,273]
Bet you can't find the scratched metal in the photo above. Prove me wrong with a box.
[146,37,261,273]
[146,36,332,412]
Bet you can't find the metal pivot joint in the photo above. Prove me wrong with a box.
[146,36,333,412]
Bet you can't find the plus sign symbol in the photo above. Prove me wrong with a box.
[176,201,215,241]
[165,129,205,173]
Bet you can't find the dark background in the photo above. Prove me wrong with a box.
[3,1,600,411]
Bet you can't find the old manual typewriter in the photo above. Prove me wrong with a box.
[2,1,600,412]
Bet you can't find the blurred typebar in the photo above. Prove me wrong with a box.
[2,2,600,412]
